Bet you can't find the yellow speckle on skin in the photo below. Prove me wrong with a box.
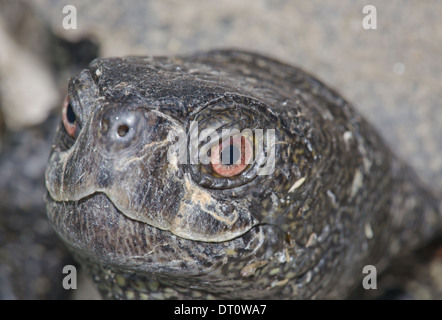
[125,291,135,300]
[132,280,147,292]
[343,131,353,151]
[115,139,169,171]
[271,278,289,287]
[269,268,280,276]
[350,170,363,198]
[288,177,306,193]
[172,173,249,241]
[270,192,278,206]
[139,293,149,300]
[148,281,159,292]
[365,222,374,239]
[240,260,268,277]
[305,233,318,247]
[225,248,237,256]
[284,248,290,262]
[326,190,337,206]
[115,275,126,287]
[113,82,129,89]
[179,175,214,208]
[183,178,239,226]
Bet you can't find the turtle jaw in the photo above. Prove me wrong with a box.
[45,191,217,275]
[45,191,286,281]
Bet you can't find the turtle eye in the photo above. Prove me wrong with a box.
[211,135,252,177]
[62,95,77,139]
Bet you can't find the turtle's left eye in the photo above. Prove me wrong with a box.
[62,95,77,139]
[210,135,252,177]
[188,94,278,189]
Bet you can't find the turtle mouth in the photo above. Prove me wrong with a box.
[46,192,212,274]
[45,165,258,237]
[45,191,282,277]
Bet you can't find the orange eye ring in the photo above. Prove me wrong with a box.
[62,95,77,138]
[211,135,252,177]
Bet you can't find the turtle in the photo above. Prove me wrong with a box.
[1,0,442,300]
[44,50,442,299]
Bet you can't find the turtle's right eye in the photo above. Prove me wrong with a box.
[62,95,77,139]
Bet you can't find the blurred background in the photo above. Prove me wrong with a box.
[0,0,441,299]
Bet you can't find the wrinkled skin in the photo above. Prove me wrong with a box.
[45,50,441,299]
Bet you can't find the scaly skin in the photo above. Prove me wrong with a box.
[45,50,441,299]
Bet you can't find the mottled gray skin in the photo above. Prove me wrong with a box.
[45,50,441,299]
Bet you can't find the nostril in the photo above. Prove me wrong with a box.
[117,124,130,137]
[97,107,139,149]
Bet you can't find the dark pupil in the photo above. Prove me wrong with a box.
[221,145,240,165]
[66,104,76,123]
